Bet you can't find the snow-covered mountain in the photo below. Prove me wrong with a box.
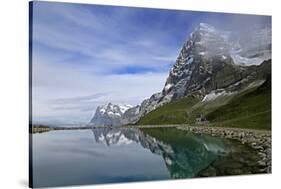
[127,23,272,121]
[89,103,132,126]
[90,23,271,126]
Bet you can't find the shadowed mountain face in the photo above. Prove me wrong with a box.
[136,23,271,127]
[92,127,225,178]
[134,23,271,119]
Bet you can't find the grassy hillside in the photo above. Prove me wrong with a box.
[137,75,271,130]
[137,94,200,125]
[206,75,271,130]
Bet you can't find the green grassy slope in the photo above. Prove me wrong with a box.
[206,75,271,130]
[137,76,271,130]
[137,94,200,125]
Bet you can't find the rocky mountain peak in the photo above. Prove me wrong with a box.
[163,24,231,96]
[193,23,221,39]
[90,103,132,126]
[135,23,271,119]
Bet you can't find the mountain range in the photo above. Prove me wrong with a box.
[90,23,271,128]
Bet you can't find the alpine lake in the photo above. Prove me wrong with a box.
[31,127,264,188]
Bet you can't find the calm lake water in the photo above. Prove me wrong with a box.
[31,127,259,188]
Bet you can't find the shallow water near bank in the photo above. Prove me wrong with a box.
[31,127,262,188]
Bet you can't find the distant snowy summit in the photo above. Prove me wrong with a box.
[89,103,133,127]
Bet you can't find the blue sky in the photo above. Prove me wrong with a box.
[31,1,271,125]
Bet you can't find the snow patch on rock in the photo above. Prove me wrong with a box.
[202,90,233,102]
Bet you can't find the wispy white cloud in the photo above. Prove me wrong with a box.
[32,52,167,124]
[50,93,109,104]
[152,55,178,62]
[32,2,182,125]
[32,2,183,74]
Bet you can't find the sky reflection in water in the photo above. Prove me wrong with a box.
[31,128,225,187]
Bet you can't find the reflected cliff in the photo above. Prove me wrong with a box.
[91,127,225,178]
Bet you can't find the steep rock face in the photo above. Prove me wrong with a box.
[135,24,234,117]
[130,23,271,121]
[122,105,141,125]
[90,103,132,126]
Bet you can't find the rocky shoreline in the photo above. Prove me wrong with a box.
[176,125,272,174]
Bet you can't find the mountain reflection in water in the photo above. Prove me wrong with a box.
[91,127,225,178]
